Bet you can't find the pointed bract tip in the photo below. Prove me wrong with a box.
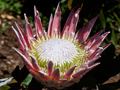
[74,8,80,17]
[88,62,100,69]
[95,15,99,19]
[48,61,53,69]
[63,65,77,79]
[107,31,110,34]
[76,8,80,13]
[72,68,87,78]
[34,5,36,10]
[51,68,60,80]
[48,61,53,76]
[56,2,61,13]
[92,15,99,21]
[90,15,99,23]
[24,13,26,17]
[11,26,14,29]
[12,26,18,34]
[14,22,17,25]
[48,61,53,65]
[102,31,110,37]
[24,13,28,22]
[14,22,19,29]
[13,47,17,51]
[30,54,35,59]
[50,13,53,17]
[96,14,99,17]
[30,55,40,71]
[34,6,37,16]
[58,1,60,6]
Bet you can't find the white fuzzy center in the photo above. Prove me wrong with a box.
[37,38,78,66]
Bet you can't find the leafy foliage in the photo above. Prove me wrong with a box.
[0,0,23,14]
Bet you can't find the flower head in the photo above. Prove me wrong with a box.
[12,2,110,89]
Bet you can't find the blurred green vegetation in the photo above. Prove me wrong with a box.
[0,0,23,14]
[0,0,23,34]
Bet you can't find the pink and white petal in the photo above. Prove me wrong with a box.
[87,55,101,66]
[23,45,29,59]
[97,43,111,55]
[63,65,76,79]
[29,69,43,83]
[31,55,40,71]
[24,14,34,41]
[12,26,24,50]
[51,2,61,37]
[72,75,83,83]
[38,71,49,80]
[14,48,34,70]
[84,29,104,49]
[51,68,60,80]
[13,48,24,55]
[29,69,49,81]
[47,14,53,37]
[78,15,99,43]
[88,49,99,61]
[48,61,53,76]
[88,32,110,53]
[62,10,74,37]
[74,26,85,40]
[68,8,80,34]
[84,63,100,74]
[88,43,111,60]
[34,6,45,39]
[15,22,27,46]
[72,68,87,78]
[15,22,30,48]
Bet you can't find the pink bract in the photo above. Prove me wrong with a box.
[12,2,110,89]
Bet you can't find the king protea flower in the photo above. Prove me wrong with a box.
[12,2,110,89]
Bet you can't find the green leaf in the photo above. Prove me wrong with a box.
[0,31,2,34]
[3,24,9,30]
[0,2,6,11]
[61,0,67,3]
[0,85,11,90]
[99,9,106,29]
[113,12,120,32]
[21,74,33,88]
[109,22,119,45]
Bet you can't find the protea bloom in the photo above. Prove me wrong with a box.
[12,2,110,89]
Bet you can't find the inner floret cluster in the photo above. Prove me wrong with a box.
[30,38,88,74]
